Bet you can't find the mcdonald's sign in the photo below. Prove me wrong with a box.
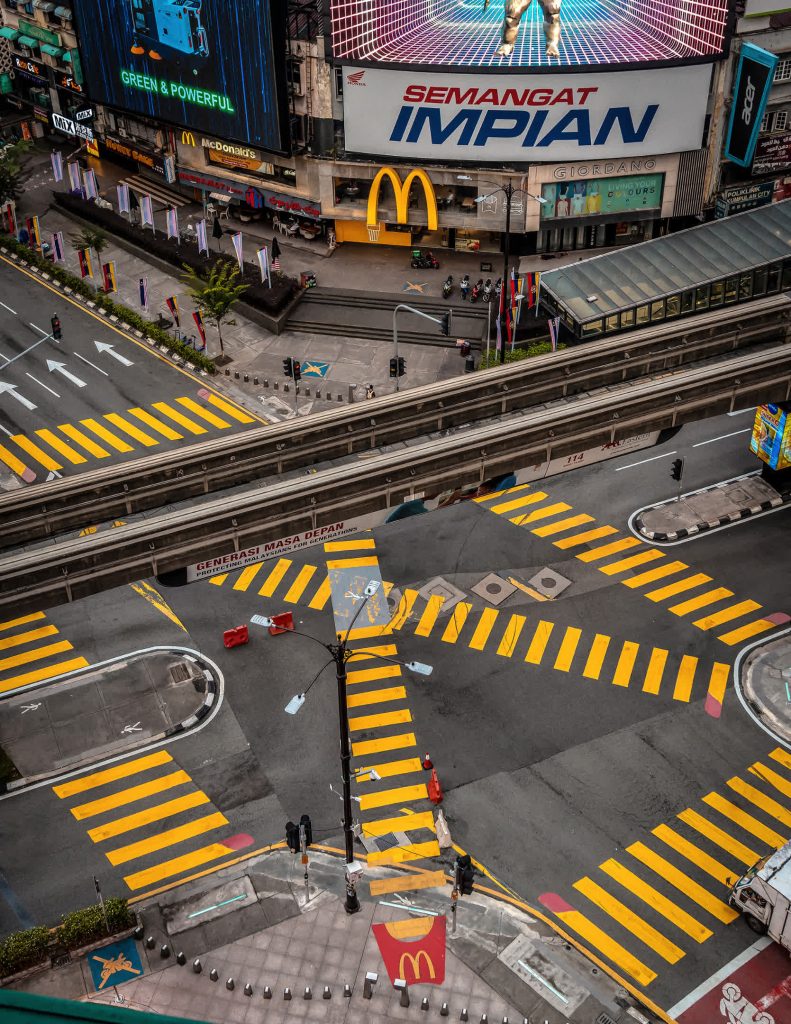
[398,949,436,982]
[181,130,196,147]
[367,167,438,231]
[373,915,446,986]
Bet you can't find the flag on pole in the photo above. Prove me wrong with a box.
[525,272,535,309]
[256,246,271,286]
[3,202,16,235]
[196,218,208,255]
[534,272,542,315]
[117,183,130,214]
[27,216,41,248]
[166,206,179,240]
[102,261,117,293]
[212,216,223,244]
[78,248,93,278]
[192,310,206,350]
[67,161,81,192]
[51,151,63,183]
[52,231,65,262]
[231,231,243,272]
[548,316,560,352]
[165,295,180,328]
[270,235,281,272]
[140,194,154,228]
[83,169,97,201]
[139,276,149,309]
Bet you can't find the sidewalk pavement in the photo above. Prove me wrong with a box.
[9,847,661,1024]
[739,633,791,747]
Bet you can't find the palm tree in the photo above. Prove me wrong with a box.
[182,259,248,362]
[70,227,108,271]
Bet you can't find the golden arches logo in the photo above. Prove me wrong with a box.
[367,167,438,231]
[397,949,436,982]
[181,130,196,146]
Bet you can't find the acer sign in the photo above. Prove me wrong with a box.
[724,43,778,168]
[342,64,711,162]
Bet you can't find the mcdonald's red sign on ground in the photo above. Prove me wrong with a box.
[373,915,446,986]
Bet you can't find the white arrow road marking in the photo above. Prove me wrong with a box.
[46,360,86,388]
[25,372,59,397]
[74,352,108,376]
[94,341,133,367]
[0,379,37,410]
[46,470,63,481]
[20,703,42,714]
[121,722,142,734]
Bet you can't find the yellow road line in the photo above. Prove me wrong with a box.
[718,618,777,645]
[694,600,762,631]
[80,419,133,453]
[547,905,656,986]
[642,649,668,695]
[70,771,191,820]
[749,762,791,799]
[489,492,548,514]
[469,608,499,651]
[577,537,642,563]
[346,665,402,685]
[0,657,88,694]
[525,621,554,665]
[128,407,183,440]
[152,401,207,435]
[326,556,378,568]
[258,558,292,597]
[673,655,698,703]
[573,876,684,963]
[415,595,445,637]
[652,824,736,886]
[475,483,533,504]
[369,869,448,896]
[441,603,472,643]
[308,576,332,610]
[58,424,110,459]
[0,443,30,476]
[626,843,738,923]
[0,612,45,631]
[670,588,734,617]
[612,642,640,688]
[348,709,412,732]
[124,841,234,891]
[599,858,712,941]
[622,561,688,589]
[356,758,423,781]
[519,502,573,525]
[599,550,664,576]
[205,393,255,423]
[554,525,618,549]
[702,793,785,847]
[347,686,407,709]
[359,784,427,810]
[348,644,398,662]
[726,778,791,831]
[0,639,72,672]
[107,812,228,866]
[0,625,58,651]
[507,577,547,602]
[389,589,418,631]
[12,434,62,471]
[284,565,317,604]
[345,624,392,640]
[677,808,757,865]
[532,513,594,537]
[175,396,230,429]
[352,733,416,757]
[646,573,712,602]
[87,791,211,842]
[554,627,581,672]
[496,614,526,657]
[706,663,730,708]
[104,413,158,447]
[232,563,262,591]
[53,750,174,798]
[35,428,86,464]
[582,634,610,680]
[770,748,791,771]
[324,538,377,551]
[368,841,441,865]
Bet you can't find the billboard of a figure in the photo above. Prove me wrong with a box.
[330,0,731,71]
[72,0,288,152]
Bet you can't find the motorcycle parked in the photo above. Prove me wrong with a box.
[470,278,484,303]
[443,274,453,298]
[460,274,471,300]
[410,248,440,269]
[482,278,493,303]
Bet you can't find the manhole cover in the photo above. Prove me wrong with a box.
[470,573,517,606]
[417,577,467,612]
[527,567,572,599]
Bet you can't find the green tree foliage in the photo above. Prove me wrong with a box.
[182,258,248,357]
[0,141,32,207]
[70,226,109,270]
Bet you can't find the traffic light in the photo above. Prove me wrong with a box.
[292,360,301,382]
[300,813,312,847]
[389,356,398,378]
[282,356,293,378]
[670,458,684,482]
[456,854,474,896]
[439,311,451,337]
[285,820,300,853]
[397,356,406,377]
[51,315,62,340]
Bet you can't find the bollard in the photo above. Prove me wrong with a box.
[244,984,253,997]
[344,984,352,998]
[209,969,219,982]
[363,972,378,1000]
[254,377,259,385]
[225,368,230,376]
[176,951,186,965]
[192,959,202,974]
[160,944,170,959]
[441,1003,449,1016]
[244,374,249,383]
[226,978,235,991]
[284,988,292,1000]
[145,935,155,950]
[503,1018,509,1024]
[421,997,430,1011]
[323,986,332,1000]
[304,986,312,1000]
[395,979,409,1008]
[263,986,272,999]
[133,924,144,941]
[460,1010,469,1022]
[234,371,239,379]
[481,1015,488,1024]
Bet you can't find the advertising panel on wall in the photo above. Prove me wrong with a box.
[341,64,711,162]
[540,174,663,219]
[744,0,791,15]
[331,0,729,70]
[71,0,288,152]
[724,43,778,168]
[753,132,791,174]
[714,179,775,218]
[750,403,791,470]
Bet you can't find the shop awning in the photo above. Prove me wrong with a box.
[16,36,40,48]
[0,27,20,41]
[54,5,72,17]
[34,0,56,10]
[41,44,63,57]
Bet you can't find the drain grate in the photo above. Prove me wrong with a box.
[170,663,190,684]
[596,1014,617,1024]
[51,953,71,969]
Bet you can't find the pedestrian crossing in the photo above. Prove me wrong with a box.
[52,749,248,892]
[0,391,255,480]
[475,484,790,648]
[538,747,791,990]
[0,611,88,695]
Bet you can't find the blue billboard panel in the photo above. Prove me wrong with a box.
[724,42,778,168]
[73,0,286,152]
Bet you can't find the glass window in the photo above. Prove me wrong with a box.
[680,290,694,314]
[775,58,791,83]
[651,299,665,321]
[666,295,681,318]
[582,320,603,337]
[767,264,781,293]
[775,111,789,132]
[739,274,753,301]
[605,314,619,333]
[710,281,724,307]
[783,260,791,290]
[621,308,635,329]
[753,267,768,296]
[724,276,739,303]
[695,285,710,311]
[761,112,772,133]
[636,305,650,325]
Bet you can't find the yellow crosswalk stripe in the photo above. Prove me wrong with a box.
[0,612,45,630]
[104,413,158,447]
[706,663,730,708]
[599,858,712,941]
[87,791,211,842]
[645,573,712,603]
[80,419,134,453]
[489,491,548,514]
[53,751,174,798]
[441,603,472,643]
[518,502,573,525]
[0,443,30,476]
[106,811,227,866]
[677,809,758,865]
[348,644,399,662]
[205,393,255,423]
[359,784,428,810]
[532,513,594,537]
[0,639,72,672]
[749,762,791,800]
[673,655,698,703]
[573,876,684,963]
[352,733,416,757]
[208,574,228,586]
[12,434,62,471]
[693,600,762,630]
[346,665,402,685]
[475,483,532,504]
[469,608,499,651]
[347,686,407,709]
[128,408,183,440]
[554,525,618,549]
[324,539,377,551]
[363,811,436,836]
[58,424,110,458]
[390,589,419,631]
[496,614,526,657]
[652,824,736,886]
[622,561,688,589]
[599,550,665,576]
[718,618,777,645]
[70,771,191,820]
[369,869,448,896]
[35,428,86,464]
[233,564,263,591]
[582,634,610,680]
[726,778,791,831]
[548,905,656,986]
[345,624,392,640]
[415,595,445,637]
[356,758,423,781]
[555,627,582,672]
[308,576,332,610]
[577,537,642,563]
[284,565,317,603]
[326,556,378,568]
[770,748,791,771]
[348,709,412,732]
[152,401,207,435]
[175,396,231,429]
[124,842,233,891]
[0,625,58,651]
[670,588,733,617]
[702,793,785,848]
[525,621,554,665]
[0,657,88,694]
[626,843,738,923]
[612,642,639,688]
[642,649,668,695]
[368,841,441,865]
[258,558,292,597]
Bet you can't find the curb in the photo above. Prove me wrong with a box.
[165,664,218,736]
[636,491,789,542]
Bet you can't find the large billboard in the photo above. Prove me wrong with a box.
[72,0,287,152]
[331,0,729,70]
[342,64,711,162]
[724,42,778,168]
[750,403,791,471]
[540,173,663,220]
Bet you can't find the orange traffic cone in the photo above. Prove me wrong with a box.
[428,768,443,805]
[422,752,433,770]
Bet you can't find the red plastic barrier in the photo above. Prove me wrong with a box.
[223,625,249,648]
[428,768,443,805]
[268,612,294,635]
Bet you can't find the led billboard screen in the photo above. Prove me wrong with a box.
[72,0,286,152]
[750,404,791,471]
[331,0,729,70]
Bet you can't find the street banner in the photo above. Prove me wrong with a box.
[231,231,243,272]
[102,261,117,293]
[256,246,271,286]
[26,216,41,248]
[52,231,65,262]
[78,248,93,279]
[51,151,63,183]
[192,310,206,350]
[166,206,179,241]
[271,235,281,271]
[548,316,560,351]
[83,169,97,201]
[196,218,208,255]
[140,194,154,228]
[117,183,130,214]
[67,161,81,192]
[165,295,180,328]
[3,202,15,235]
[139,276,148,309]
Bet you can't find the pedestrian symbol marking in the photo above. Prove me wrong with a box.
[301,359,330,378]
[88,937,144,990]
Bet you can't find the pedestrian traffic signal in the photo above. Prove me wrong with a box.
[293,360,301,382]
[439,311,451,337]
[285,820,300,853]
[456,854,474,896]
[300,814,312,847]
[51,315,62,340]
[397,356,406,377]
[670,458,684,482]
[283,356,293,378]
[389,357,398,378]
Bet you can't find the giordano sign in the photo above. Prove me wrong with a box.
[366,167,438,230]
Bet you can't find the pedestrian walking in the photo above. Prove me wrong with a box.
[365,384,376,399]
